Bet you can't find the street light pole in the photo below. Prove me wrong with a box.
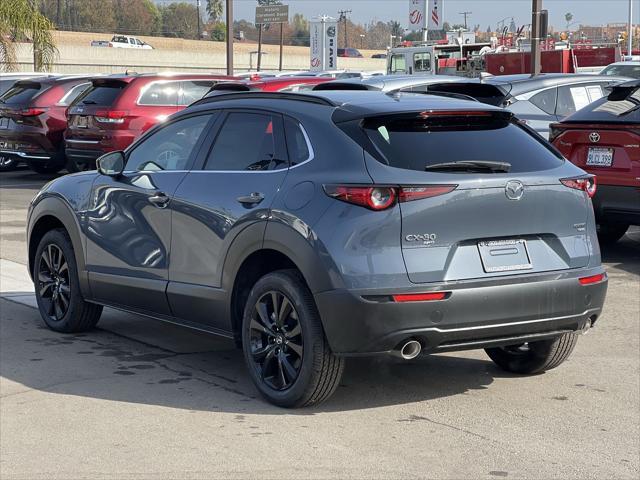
[530,0,542,76]
[628,0,634,58]
[226,0,233,75]
[196,0,201,39]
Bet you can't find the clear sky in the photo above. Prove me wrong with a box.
[228,0,638,31]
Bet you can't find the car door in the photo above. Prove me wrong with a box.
[85,112,215,315]
[167,109,290,331]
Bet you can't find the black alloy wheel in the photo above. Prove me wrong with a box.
[0,155,18,172]
[37,244,71,321]
[248,290,304,391]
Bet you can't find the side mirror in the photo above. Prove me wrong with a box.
[96,151,125,177]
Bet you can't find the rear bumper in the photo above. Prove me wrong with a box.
[592,184,640,225]
[65,131,137,162]
[0,129,57,163]
[315,267,608,355]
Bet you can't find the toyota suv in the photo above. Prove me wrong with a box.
[64,73,234,171]
[28,91,607,407]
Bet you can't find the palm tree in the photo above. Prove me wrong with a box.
[0,0,58,72]
[206,0,223,22]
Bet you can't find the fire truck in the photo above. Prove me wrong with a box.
[386,42,492,77]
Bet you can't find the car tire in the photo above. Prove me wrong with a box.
[241,269,344,408]
[485,332,579,375]
[28,162,63,174]
[597,223,629,245]
[0,155,18,172]
[34,229,102,333]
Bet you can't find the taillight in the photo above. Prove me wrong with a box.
[392,292,449,302]
[95,110,128,124]
[323,185,457,210]
[578,273,606,285]
[19,108,46,117]
[561,176,597,198]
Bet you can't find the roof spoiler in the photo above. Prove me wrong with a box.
[607,79,640,101]
[313,82,372,91]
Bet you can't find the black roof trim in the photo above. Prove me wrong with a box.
[313,82,373,91]
[192,91,336,107]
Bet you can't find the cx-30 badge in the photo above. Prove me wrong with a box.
[505,180,524,201]
[589,132,600,143]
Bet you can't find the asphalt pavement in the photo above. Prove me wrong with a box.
[1,167,638,479]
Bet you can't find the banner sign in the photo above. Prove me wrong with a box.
[428,0,441,30]
[409,0,426,31]
[310,17,338,71]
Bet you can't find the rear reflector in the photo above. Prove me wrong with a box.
[578,273,606,285]
[392,292,448,302]
[561,176,597,198]
[399,185,457,202]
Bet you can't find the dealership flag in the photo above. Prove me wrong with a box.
[408,0,426,31]
[428,0,441,30]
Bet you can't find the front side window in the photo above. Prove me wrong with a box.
[125,114,212,172]
[138,81,180,106]
[413,52,431,72]
[389,54,407,74]
[204,112,286,171]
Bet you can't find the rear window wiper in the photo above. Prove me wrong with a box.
[425,160,511,173]
[82,100,97,105]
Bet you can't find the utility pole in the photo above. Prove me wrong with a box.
[530,0,542,76]
[338,9,352,48]
[196,0,201,39]
[628,0,634,58]
[226,0,233,75]
[459,11,472,30]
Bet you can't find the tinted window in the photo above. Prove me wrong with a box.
[284,117,310,166]
[389,54,406,74]
[601,64,640,78]
[204,112,285,171]
[125,114,212,171]
[530,88,557,115]
[179,80,214,106]
[138,81,180,106]
[413,52,431,72]
[363,113,563,173]
[58,83,91,106]
[556,83,605,117]
[0,83,43,105]
[76,83,125,106]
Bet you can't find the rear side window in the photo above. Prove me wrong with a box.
[362,113,563,173]
[138,81,180,106]
[76,83,125,106]
[0,83,43,105]
[179,80,214,106]
[530,88,557,115]
[204,112,286,171]
[284,117,311,166]
[58,83,91,106]
[556,83,605,117]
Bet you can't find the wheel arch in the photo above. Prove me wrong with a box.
[28,196,90,297]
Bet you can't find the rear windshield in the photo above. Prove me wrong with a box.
[362,113,564,173]
[0,83,43,105]
[565,85,640,123]
[75,83,125,106]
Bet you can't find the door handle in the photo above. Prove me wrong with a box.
[148,192,170,208]
[236,192,265,205]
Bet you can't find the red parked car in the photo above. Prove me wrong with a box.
[0,76,93,173]
[550,80,640,244]
[208,76,331,93]
[64,73,234,171]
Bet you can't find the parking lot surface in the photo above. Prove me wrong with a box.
[1,168,639,479]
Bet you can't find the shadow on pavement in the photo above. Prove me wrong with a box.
[1,297,500,415]
[601,229,640,277]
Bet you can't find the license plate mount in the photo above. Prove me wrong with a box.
[478,239,532,273]
[76,116,89,128]
[586,147,614,167]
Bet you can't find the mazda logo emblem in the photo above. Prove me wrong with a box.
[505,180,524,201]
[589,132,600,143]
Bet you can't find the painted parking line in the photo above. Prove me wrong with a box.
[0,258,36,308]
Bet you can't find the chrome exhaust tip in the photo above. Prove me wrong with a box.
[395,340,422,360]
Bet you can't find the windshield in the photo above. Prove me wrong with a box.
[601,64,640,79]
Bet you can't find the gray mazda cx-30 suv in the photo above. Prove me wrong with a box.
[27,91,608,407]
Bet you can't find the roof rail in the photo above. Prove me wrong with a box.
[391,90,480,103]
[192,91,336,107]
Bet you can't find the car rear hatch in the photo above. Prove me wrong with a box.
[341,108,593,284]
[0,80,49,133]
[66,78,129,142]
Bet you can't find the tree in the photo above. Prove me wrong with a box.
[206,0,223,22]
[290,13,309,46]
[0,0,58,71]
[73,0,116,32]
[565,12,573,29]
[115,0,160,35]
[160,2,198,39]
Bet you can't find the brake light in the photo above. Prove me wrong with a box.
[323,185,457,210]
[579,273,606,285]
[419,110,492,118]
[392,292,449,302]
[561,176,597,198]
[19,108,46,117]
[94,110,128,124]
